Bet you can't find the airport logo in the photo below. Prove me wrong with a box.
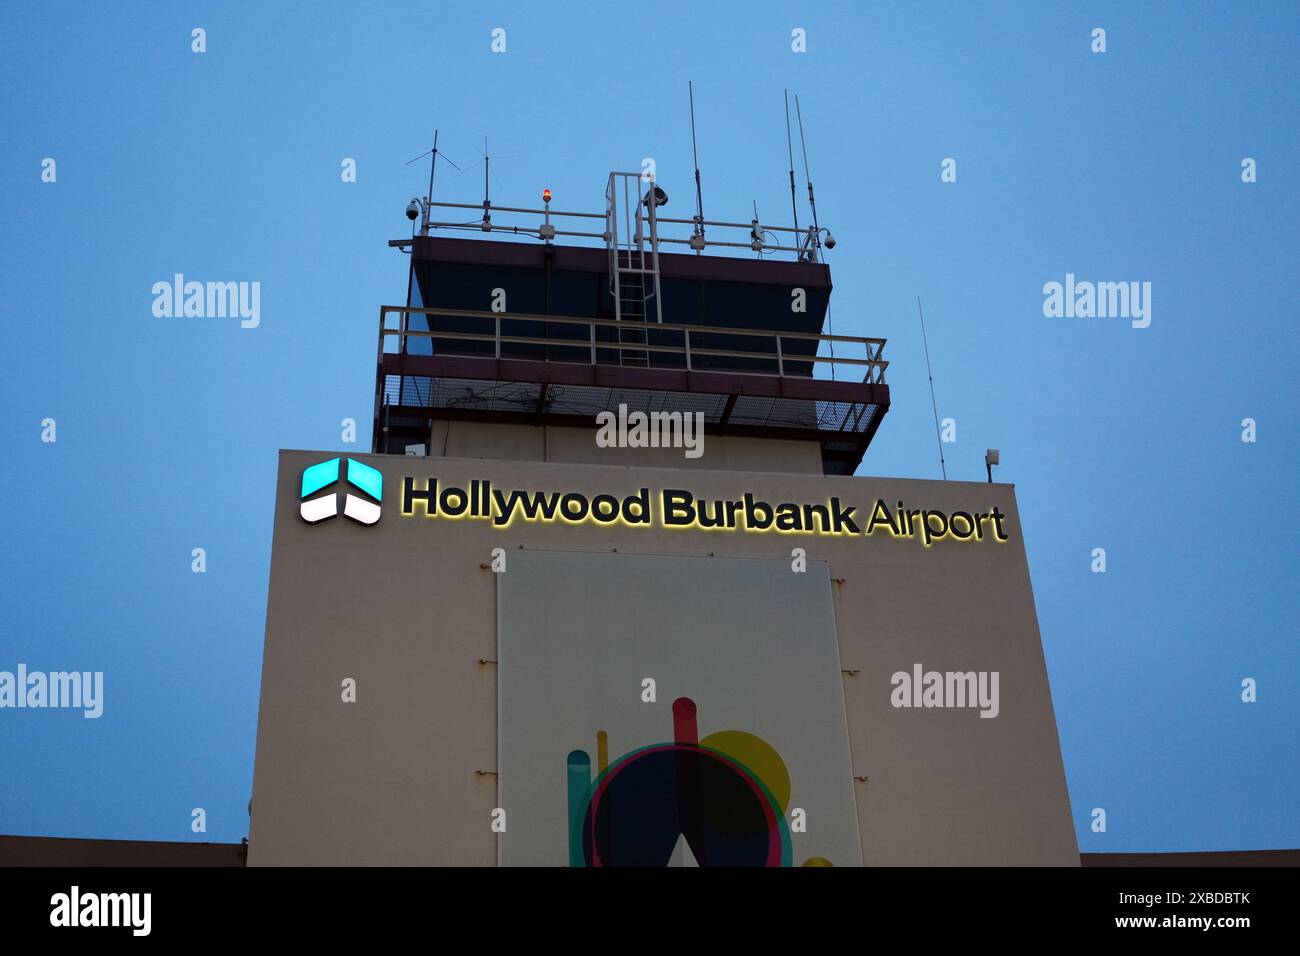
[300,458,382,525]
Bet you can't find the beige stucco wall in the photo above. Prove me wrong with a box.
[248,446,1077,866]
[422,420,825,474]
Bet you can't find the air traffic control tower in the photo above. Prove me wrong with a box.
[249,170,1077,866]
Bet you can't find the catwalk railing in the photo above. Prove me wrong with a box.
[375,306,888,384]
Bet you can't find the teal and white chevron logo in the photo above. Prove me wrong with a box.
[299,457,382,526]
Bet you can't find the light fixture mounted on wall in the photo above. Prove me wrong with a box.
[985,449,1000,483]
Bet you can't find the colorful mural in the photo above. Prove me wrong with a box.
[497,551,862,867]
[566,697,829,867]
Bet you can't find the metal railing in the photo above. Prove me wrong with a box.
[377,305,887,384]
[402,170,833,262]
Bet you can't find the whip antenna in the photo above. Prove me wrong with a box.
[784,90,801,258]
[688,81,705,253]
[917,296,948,480]
[794,94,822,261]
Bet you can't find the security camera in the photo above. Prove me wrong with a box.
[823,231,836,250]
[405,199,420,221]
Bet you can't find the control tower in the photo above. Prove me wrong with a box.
[374,172,889,475]
[249,163,1076,868]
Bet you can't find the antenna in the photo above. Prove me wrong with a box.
[482,136,491,230]
[783,90,801,258]
[405,130,461,237]
[794,93,834,366]
[794,94,822,262]
[688,81,705,253]
[917,296,947,480]
[425,130,439,236]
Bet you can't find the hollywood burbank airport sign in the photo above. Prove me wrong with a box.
[398,477,1010,547]
[297,461,1009,546]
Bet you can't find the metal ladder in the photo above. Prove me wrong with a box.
[606,172,663,368]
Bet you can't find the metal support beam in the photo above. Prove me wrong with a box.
[718,392,738,429]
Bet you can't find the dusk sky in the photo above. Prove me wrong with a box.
[1,1,1296,852]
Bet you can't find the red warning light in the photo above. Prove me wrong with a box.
[542,188,552,204]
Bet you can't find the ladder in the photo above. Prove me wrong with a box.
[606,172,663,368]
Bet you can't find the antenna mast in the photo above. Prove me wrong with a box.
[421,130,439,237]
[783,91,801,259]
[917,296,948,480]
[794,94,822,262]
[406,130,460,237]
[688,81,705,253]
[482,137,492,231]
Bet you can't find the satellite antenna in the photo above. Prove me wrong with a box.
[688,81,705,253]
[794,94,822,262]
[783,90,801,259]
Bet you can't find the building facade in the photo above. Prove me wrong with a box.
[249,183,1077,866]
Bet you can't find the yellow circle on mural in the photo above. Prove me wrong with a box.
[699,730,791,813]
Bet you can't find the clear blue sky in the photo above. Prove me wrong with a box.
[1,1,1296,853]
